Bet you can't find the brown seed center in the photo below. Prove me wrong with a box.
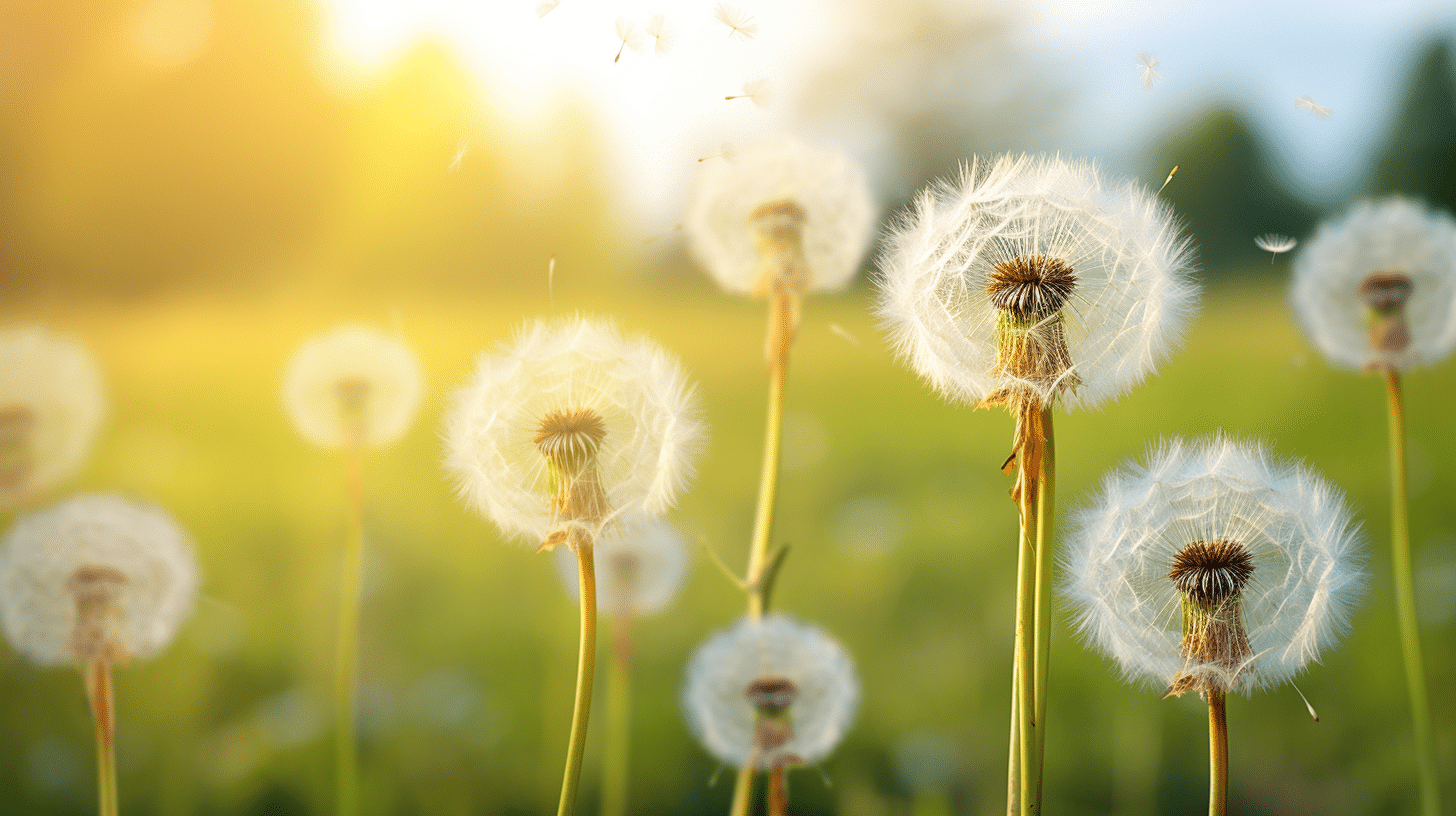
[1168,539,1255,604]
[745,676,799,715]
[1358,272,1413,314]
[534,407,607,465]
[987,255,1078,319]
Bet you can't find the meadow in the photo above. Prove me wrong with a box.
[1,268,1452,816]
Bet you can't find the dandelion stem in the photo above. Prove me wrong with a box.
[1031,406,1055,798]
[1011,405,1047,815]
[1005,661,1019,816]
[1383,371,1442,816]
[600,613,633,816]
[1207,688,1228,816]
[767,763,790,816]
[746,289,794,618]
[334,441,365,816]
[86,660,119,816]
[557,541,599,816]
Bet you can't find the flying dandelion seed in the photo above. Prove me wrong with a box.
[1295,96,1334,119]
[828,323,860,346]
[697,143,736,162]
[1157,164,1180,195]
[1254,234,1297,264]
[724,78,771,108]
[646,13,674,56]
[448,138,470,173]
[613,17,647,63]
[536,0,559,17]
[548,255,557,307]
[1138,51,1161,90]
[714,3,758,40]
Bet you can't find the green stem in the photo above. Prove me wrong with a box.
[599,613,633,816]
[1031,406,1055,803]
[1005,660,1019,816]
[556,542,598,816]
[1207,689,1228,816]
[86,661,119,816]
[1012,406,1043,816]
[1383,371,1442,816]
[746,290,794,619]
[335,443,365,816]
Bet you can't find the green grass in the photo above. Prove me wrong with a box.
[1,272,1452,816]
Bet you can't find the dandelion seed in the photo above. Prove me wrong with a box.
[1157,163,1179,195]
[697,143,736,162]
[0,326,106,509]
[548,254,557,307]
[536,0,559,17]
[448,137,471,173]
[687,135,873,296]
[1254,233,1297,264]
[614,17,647,63]
[1138,51,1160,90]
[714,3,758,40]
[682,614,858,770]
[645,13,674,56]
[1291,197,1456,371]
[283,326,424,449]
[724,78,772,108]
[828,323,861,346]
[1295,95,1334,119]
[1062,436,1366,696]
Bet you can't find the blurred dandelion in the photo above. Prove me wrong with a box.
[724,78,772,107]
[1291,197,1456,816]
[1063,436,1365,815]
[282,325,424,449]
[1254,233,1297,264]
[1295,95,1334,119]
[1137,51,1160,90]
[0,327,105,510]
[714,3,758,40]
[876,153,1198,815]
[613,17,647,63]
[683,614,858,812]
[444,316,703,816]
[645,13,674,56]
[0,494,199,816]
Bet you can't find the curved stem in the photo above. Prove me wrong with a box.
[746,290,794,618]
[86,661,119,816]
[335,443,365,816]
[599,613,633,816]
[1207,689,1228,816]
[1031,406,1055,801]
[1383,371,1442,816]
[556,542,598,816]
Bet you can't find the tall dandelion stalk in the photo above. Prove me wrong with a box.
[0,495,200,816]
[1063,437,1366,816]
[283,325,424,816]
[686,134,873,815]
[877,155,1198,815]
[444,317,703,816]
[1290,197,1456,816]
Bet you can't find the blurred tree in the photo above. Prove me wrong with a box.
[1367,39,1456,212]
[1150,107,1318,273]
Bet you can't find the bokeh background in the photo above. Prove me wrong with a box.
[3,0,1455,814]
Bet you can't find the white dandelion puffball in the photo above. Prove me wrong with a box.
[443,317,704,546]
[877,154,1200,411]
[282,325,425,448]
[1063,437,1366,696]
[682,614,858,769]
[1291,197,1456,371]
[0,326,106,508]
[0,494,200,666]
[553,516,689,615]
[686,135,875,296]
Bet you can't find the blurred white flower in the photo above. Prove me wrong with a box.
[443,317,704,549]
[1291,197,1456,371]
[682,614,858,769]
[0,326,106,508]
[0,494,199,666]
[282,325,425,449]
[1062,436,1366,696]
[553,516,689,615]
[876,154,1199,411]
[686,135,874,297]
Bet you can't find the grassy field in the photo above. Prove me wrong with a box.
[2,272,1453,816]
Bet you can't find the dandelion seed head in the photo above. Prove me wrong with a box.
[1291,197,1456,371]
[714,3,758,40]
[686,135,874,296]
[0,327,106,509]
[443,317,704,547]
[553,516,689,615]
[1062,436,1367,696]
[682,614,858,769]
[0,494,200,666]
[283,325,424,449]
[876,154,1200,411]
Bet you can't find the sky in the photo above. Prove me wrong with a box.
[315,0,1456,231]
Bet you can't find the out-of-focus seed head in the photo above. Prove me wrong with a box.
[283,325,424,449]
[0,326,106,508]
